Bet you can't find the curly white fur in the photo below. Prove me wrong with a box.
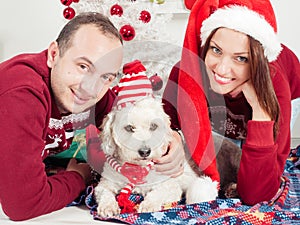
[94,97,218,217]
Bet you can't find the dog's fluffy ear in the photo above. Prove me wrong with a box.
[99,112,117,156]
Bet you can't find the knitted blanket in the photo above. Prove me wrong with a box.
[69,145,300,224]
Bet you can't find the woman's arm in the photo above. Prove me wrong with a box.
[162,62,181,130]
[237,54,293,205]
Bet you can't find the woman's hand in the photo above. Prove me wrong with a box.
[230,80,271,121]
[152,130,185,178]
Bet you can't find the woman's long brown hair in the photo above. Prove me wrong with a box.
[201,28,280,139]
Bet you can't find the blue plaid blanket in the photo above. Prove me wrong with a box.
[70,145,300,224]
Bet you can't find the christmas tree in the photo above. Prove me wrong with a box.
[60,0,183,95]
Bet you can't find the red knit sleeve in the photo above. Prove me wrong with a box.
[162,62,181,130]
[0,87,85,221]
[237,52,292,205]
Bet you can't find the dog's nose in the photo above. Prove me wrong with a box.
[138,147,151,158]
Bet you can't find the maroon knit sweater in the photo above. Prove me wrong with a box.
[0,50,115,220]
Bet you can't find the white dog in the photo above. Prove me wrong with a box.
[94,97,218,217]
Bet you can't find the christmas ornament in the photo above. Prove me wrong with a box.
[60,0,73,6]
[72,0,80,3]
[119,25,135,41]
[110,4,123,17]
[111,85,119,95]
[63,7,76,20]
[149,74,163,91]
[149,0,165,4]
[139,10,151,23]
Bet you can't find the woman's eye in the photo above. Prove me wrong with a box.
[150,123,158,131]
[124,125,135,133]
[237,56,248,63]
[211,46,221,55]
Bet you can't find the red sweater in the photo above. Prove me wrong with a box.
[163,45,300,205]
[0,50,115,220]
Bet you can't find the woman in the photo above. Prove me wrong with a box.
[163,0,300,205]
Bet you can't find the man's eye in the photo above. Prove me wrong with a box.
[79,64,89,72]
[100,73,116,83]
[149,123,158,131]
[124,125,135,133]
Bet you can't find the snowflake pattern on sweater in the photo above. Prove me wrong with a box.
[209,105,247,141]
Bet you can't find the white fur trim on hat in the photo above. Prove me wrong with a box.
[200,5,282,62]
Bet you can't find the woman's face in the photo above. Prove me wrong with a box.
[205,28,251,95]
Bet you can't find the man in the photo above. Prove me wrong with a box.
[0,12,123,221]
[0,12,184,221]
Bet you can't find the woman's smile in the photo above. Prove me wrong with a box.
[213,72,234,85]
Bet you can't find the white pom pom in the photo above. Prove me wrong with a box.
[186,176,218,204]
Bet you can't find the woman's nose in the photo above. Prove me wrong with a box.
[215,56,231,75]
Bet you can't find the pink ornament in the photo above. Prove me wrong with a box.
[60,0,73,6]
[119,25,135,41]
[63,7,76,20]
[149,74,163,91]
[110,4,123,17]
[139,10,151,23]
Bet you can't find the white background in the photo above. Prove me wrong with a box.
[0,0,299,61]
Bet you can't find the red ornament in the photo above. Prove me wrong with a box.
[63,7,76,20]
[139,10,151,23]
[119,25,135,41]
[111,85,119,95]
[149,74,163,91]
[60,0,73,6]
[110,4,123,17]
[72,0,80,2]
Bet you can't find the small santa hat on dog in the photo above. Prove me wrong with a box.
[114,60,153,109]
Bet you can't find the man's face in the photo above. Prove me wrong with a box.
[47,25,123,114]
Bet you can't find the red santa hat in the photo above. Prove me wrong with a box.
[114,60,153,109]
[185,0,282,61]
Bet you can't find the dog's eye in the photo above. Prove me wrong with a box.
[150,123,158,131]
[124,125,135,133]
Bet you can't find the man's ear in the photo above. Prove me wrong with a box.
[47,41,59,68]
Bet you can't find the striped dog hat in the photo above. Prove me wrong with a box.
[114,60,153,109]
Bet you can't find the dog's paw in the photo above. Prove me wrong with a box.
[224,182,239,198]
[186,176,218,204]
[138,200,162,213]
[97,200,120,217]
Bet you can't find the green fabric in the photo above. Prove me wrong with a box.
[54,129,87,162]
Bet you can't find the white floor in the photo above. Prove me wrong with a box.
[0,205,119,225]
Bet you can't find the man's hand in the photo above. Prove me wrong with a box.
[153,130,185,178]
[66,158,92,184]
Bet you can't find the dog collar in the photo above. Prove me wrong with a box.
[105,154,154,185]
[105,154,154,213]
